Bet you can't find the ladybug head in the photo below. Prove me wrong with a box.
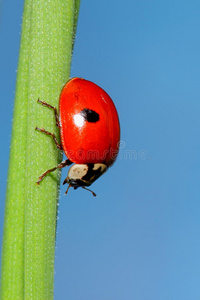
[63,163,107,196]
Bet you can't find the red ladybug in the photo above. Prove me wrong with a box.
[36,78,120,196]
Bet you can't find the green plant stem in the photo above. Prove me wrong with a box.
[0,0,80,299]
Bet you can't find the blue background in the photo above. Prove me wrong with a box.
[1,1,200,299]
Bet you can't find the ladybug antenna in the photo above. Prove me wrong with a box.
[65,184,71,195]
[82,186,97,197]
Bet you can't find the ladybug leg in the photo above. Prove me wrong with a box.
[35,127,62,150]
[36,159,72,185]
[65,184,71,195]
[82,186,97,197]
[64,185,97,197]
[37,99,60,127]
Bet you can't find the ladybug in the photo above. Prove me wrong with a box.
[36,77,120,196]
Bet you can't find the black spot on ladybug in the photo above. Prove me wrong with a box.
[82,164,102,181]
[80,108,99,123]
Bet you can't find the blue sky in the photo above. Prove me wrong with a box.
[1,0,200,299]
